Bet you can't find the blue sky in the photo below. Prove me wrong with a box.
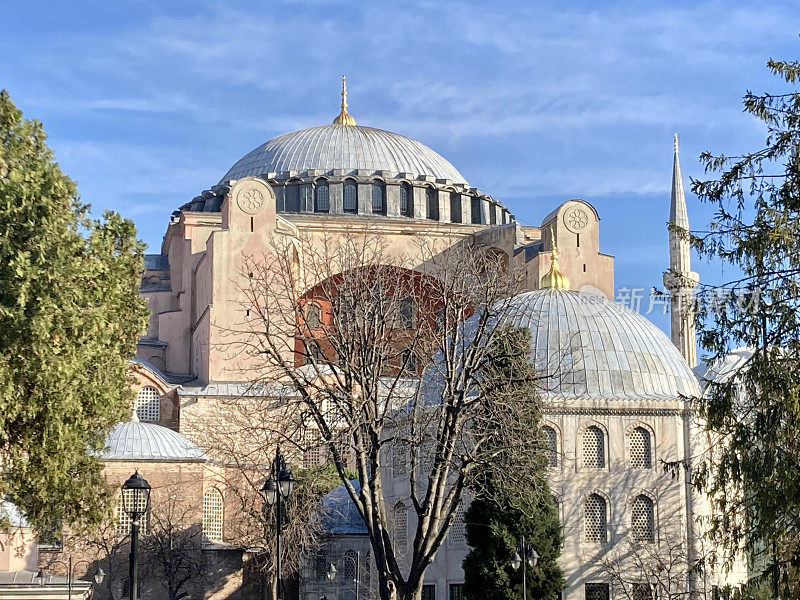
[2,0,798,336]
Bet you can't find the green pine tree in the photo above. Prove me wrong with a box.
[689,58,800,598]
[0,90,148,531]
[463,326,564,600]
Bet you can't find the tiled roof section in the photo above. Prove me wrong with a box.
[103,421,207,462]
[504,289,701,401]
[220,125,468,185]
[0,569,92,589]
[321,482,367,535]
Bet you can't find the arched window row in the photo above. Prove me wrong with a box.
[583,493,657,543]
[270,181,506,223]
[569,423,656,470]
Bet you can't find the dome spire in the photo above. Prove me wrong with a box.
[541,226,570,290]
[333,75,356,126]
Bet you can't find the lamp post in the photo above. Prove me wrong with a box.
[510,535,539,600]
[326,551,361,600]
[121,470,151,600]
[260,445,296,600]
[37,557,105,599]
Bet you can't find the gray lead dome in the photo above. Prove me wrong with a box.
[505,289,700,400]
[221,124,468,185]
[103,421,207,462]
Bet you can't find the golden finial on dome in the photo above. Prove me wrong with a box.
[540,226,570,290]
[333,75,356,126]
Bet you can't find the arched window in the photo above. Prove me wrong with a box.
[399,297,414,328]
[393,502,407,545]
[116,488,149,536]
[343,180,358,213]
[300,183,313,211]
[450,192,462,223]
[285,183,300,212]
[426,188,439,221]
[450,504,466,545]
[371,181,385,214]
[315,181,330,213]
[134,386,160,422]
[631,495,655,541]
[489,203,497,225]
[400,183,413,217]
[392,440,409,476]
[583,426,605,468]
[401,348,417,373]
[305,303,322,330]
[632,583,653,600]
[203,488,224,543]
[584,494,607,542]
[470,197,482,224]
[542,426,558,467]
[629,427,652,469]
[343,549,358,580]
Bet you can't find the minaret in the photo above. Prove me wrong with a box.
[663,133,699,367]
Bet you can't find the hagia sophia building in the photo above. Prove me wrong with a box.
[1,79,748,600]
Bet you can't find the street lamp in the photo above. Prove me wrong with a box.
[121,470,151,600]
[260,445,296,600]
[36,558,105,599]
[510,535,539,600]
[326,552,362,600]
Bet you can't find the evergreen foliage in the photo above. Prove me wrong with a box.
[463,326,564,600]
[690,59,800,598]
[0,90,148,531]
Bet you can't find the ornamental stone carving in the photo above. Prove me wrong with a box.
[564,206,590,233]
[236,186,265,215]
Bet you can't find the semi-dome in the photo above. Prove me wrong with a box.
[220,124,468,185]
[504,289,701,401]
[103,420,207,462]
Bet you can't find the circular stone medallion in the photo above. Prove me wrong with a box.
[236,186,265,214]
[564,206,590,233]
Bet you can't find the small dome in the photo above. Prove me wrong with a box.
[320,481,366,535]
[504,289,700,401]
[103,421,207,462]
[220,125,468,185]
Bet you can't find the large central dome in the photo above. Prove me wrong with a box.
[220,124,468,186]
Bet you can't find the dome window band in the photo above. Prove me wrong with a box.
[583,426,606,468]
[631,495,655,541]
[203,488,224,544]
[400,183,413,217]
[630,427,652,469]
[133,386,160,422]
[584,494,607,542]
[343,180,358,213]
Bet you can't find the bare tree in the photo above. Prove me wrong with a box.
[220,230,549,600]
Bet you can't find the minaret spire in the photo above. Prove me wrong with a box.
[663,133,699,368]
[333,75,356,126]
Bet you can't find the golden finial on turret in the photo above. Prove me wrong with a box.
[540,226,570,290]
[333,75,356,126]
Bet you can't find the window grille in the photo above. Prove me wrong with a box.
[450,504,466,545]
[426,188,439,221]
[344,181,358,213]
[401,348,417,373]
[584,494,607,542]
[585,583,610,600]
[449,584,464,600]
[450,193,462,223]
[633,583,653,600]
[393,440,409,476]
[422,584,436,600]
[134,386,160,422]
[301,184,313,210]
[304,429,323,467]
[542,425,558,467]
[372,182,385,214]
[314,553,327,580]
[203,488,224,543]
[315,182,330,212]
[470,197,482,224]
[400,184,413,217]
[630,427,652,469]
[399,297,414,328]
[115,489,148,537]
[583,426,605,468]
[363,551,371,584]
[631,495,655,541]
[305,303,322,329]
[393,503,407,545]
[343,549,357,580]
